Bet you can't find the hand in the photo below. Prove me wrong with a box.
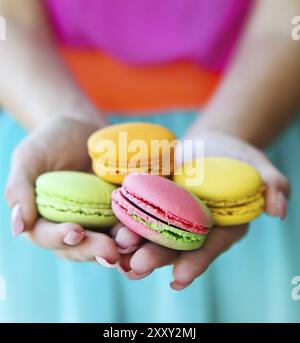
[112,130,290,289]
[5,116,120,265]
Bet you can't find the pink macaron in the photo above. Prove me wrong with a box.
[112,174,214,250]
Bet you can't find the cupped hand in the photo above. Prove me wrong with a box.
[5,116,120,265]
[112,130,290,289]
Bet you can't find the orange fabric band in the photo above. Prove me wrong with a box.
[60,47,221,112]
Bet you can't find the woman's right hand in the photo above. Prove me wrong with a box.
[5,116,120,266]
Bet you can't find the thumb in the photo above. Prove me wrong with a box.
[5,145,40,236]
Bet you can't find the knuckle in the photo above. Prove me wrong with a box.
[175,260,199,283]
[11,141,37,167]
[275,173,289,187]
[24,230,49,249]
[11,144,26,162]
[93,235,113,250]
[280,176,290,193]
[4,179,26,204]
[200,246,215,263]
[266,168,288,186]
[77,240,98,262]
[267,172,290,197]
[5,180,19,202]
[101,239,116,255]
[4,183,14,203]
[142,247,159,264]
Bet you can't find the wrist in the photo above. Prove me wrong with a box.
[23,89,107,130]
[43,115,103,136]
[186,110,260,146]
[52,102,107,129]
[184,112,231,139]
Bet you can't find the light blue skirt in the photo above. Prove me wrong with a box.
[1,109,300,323]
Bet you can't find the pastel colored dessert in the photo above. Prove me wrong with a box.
[173,157,265,226]
[112,173,214,250]
[36,171,117,228]
[88,122,176,184]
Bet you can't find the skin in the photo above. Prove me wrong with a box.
[1,0,119,264]
[112,0,300,289]
[1,0,299,290]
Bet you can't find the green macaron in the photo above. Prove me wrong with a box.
[35,171,117,228]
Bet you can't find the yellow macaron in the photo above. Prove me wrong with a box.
[88,122,176,184]
[173,157,265,226]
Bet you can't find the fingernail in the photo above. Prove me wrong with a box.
[63,229,85,246]
[126,270,153,280]
[170,281,192,291]
[277,192,288,220]
[117,262,131,274]
[95,256,117,268]
[115,227,133,249]
[11,204,24,238]
[118,244,139,254]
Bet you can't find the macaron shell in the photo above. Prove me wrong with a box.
[210,196,265,216]
[88,122,176,162]
[212,207,264,226]
[89,123,176,185]
[36,171,117,228]
[36,171,116,206]
[203,187,265,208]
[92,160,172,185]
[37,205,116,228]
[173,157,265,226]
[210,196,264,226]
[174,157,264,202]
[112,194,206,250]
[123,174,214,230]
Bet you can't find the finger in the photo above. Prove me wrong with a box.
[26,219,85,249]
[111,224,143,254]
[117,252,153,280]
[253,152,290,219]
[110,222,124,238]
[171,226,247,290]
[5,145,40,233]
[56,230,120,264]
[125,242,178,279]
[117,253,133,273]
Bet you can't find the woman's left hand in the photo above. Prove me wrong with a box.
[115,223,248,289]
[112,130,290,289]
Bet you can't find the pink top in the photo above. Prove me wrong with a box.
[45,0,253,71]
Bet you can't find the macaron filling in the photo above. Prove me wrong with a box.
[93,158,174,177]
[36,190,115,218]
[121,187,209,234]
[131,215,206,243]
[202,186,265,208]
[209,196,265,216]
[113,188,209,242]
